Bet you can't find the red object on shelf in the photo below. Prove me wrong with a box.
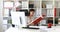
[48,23,52,28]
[16,8,20,11]
[54,8,56,17]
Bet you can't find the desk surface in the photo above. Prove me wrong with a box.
[5,26,60,32]
[5,27,40,32]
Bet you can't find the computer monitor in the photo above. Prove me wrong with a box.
[11,11,27,27]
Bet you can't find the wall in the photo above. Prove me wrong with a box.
[0,0,3,32]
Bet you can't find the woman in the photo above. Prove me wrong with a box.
[28,9,35,26]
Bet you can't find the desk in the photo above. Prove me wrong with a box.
[5,26,60,32]
[5,27,40,32]
[40,26,60,32]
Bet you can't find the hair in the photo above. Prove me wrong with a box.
[29,9,35,12]
[28,9,35,16]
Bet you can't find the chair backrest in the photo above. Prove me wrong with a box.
[11,11,27,27]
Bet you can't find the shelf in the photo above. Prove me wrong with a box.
[3,0,14,2]
[42,0,53,1]
[3,0,59,27]
[19,0,28,1]
[56,16,59,17]
[42,8,53,9]
[55,7,60,8]
[3,0,28,2]
[42,1,53,4]
[55,0,60,1]
[55,24,60,26]
[29,8,37,9]
[29,0,40,1]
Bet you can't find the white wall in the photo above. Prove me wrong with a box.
[0,0,3,32]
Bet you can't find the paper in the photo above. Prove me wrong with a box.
[4,2,13,8]
[4,9,9,17]
[22,1,28,9]
[3,20,8,24]
[46,4,52,8]
[47,10,53,17]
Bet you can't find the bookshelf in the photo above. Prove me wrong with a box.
[55,0,60,25]
[3,0,60,27]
